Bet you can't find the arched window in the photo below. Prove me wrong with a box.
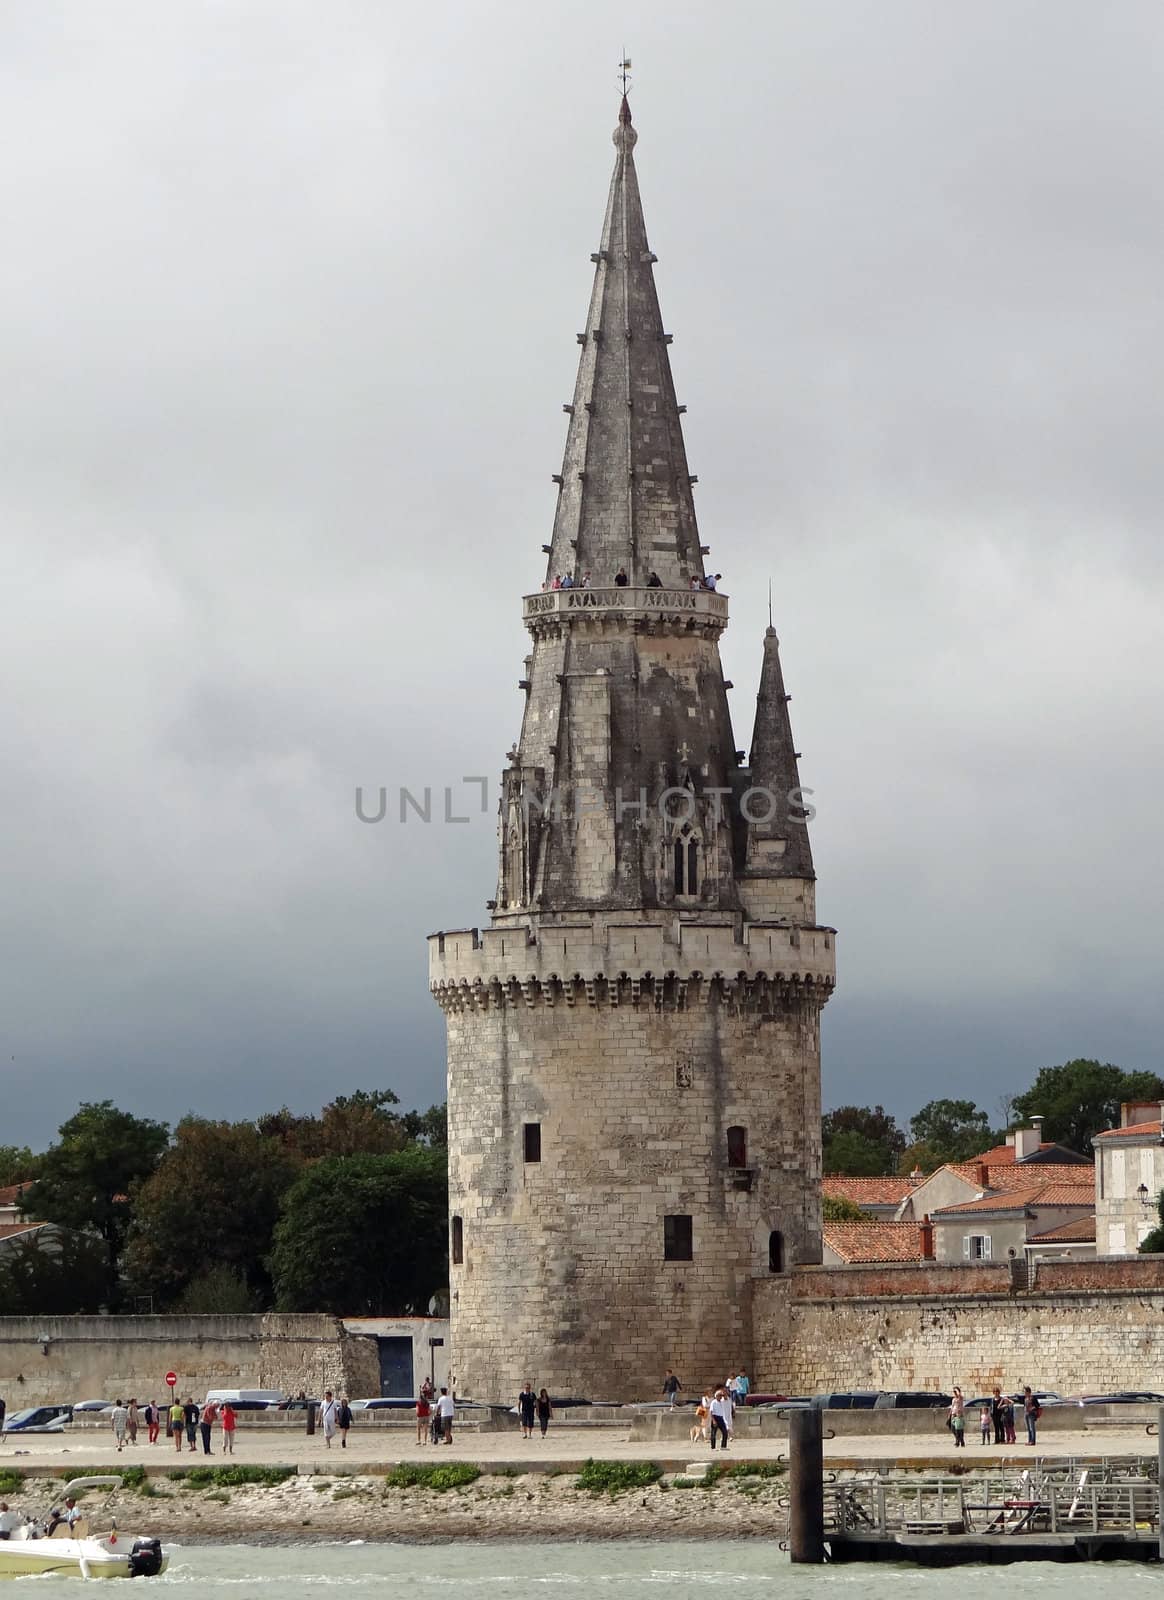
[768,1230,784,1274]
[727,1126,747,1168]
[673,827,699,896]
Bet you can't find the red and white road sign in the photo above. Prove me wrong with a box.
[165,1371,177,1388]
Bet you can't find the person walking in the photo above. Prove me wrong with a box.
[415,1390,431,1445]
[199,1400,218,1455]
[536,1389,553,1438]
[319,1390,339,1448]
[169,1398,184,1452]
[1002,1394,1016,1445]
[948,1387,966,1448]
[736,1371,751,1405]
[708,1388,732,1451]
[662,1369,681,1408]
[144,1401,160,1446]
[979,1403,992,1445]
[110,1400,129,1453]
[183,1397,200,1452]
[517,1382,537,1440]
[1023,1387,1040,1446]
[220,1402,236,1454]
[436,1387,455,1443]
[338,1395,353,1448]
[126,1399,140,1446]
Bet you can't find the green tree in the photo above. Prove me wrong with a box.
[124,1118,302,1307]
[26,1102,168,1289]
[401,1102,447,1148]
[900,1098,994,1172]
[822,1106,905,1175]
[822,1194,873,1222]
[173,1264,262,1314]
[270,1147,448,1315]
[0,1230,110,1314]
[0,1147,42,1187]
[1012,1060,1164,1154]
[256,1090,408,1160]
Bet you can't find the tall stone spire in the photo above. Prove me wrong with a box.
[429,95,835,1406]
[546,96,704,589]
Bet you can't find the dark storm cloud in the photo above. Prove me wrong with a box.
[3,0,1163,1146]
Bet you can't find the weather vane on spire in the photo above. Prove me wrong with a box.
[619,55,632,96]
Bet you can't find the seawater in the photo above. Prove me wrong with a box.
[6,1541,1160,1596]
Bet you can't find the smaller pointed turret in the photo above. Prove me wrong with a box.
[738,626,815,920]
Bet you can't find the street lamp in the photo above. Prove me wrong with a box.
[1137,1183,1151,1206]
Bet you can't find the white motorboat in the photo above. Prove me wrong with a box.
[0,1476,167,1579]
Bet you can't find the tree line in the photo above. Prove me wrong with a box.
[823,1059,1164,1177]
[0,1091,447,1318]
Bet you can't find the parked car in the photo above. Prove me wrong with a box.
[873,1391,952,1409]
[275,1398,320,1411]
[349,1397,415,1411]
[812,1392,879,1409]
[203,1389,285,1410]
[742,1393,808,1407]
[71,1399,115,1413]
[2,1405,72,1434]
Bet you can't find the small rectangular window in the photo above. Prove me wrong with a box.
[523,1123,541,1163]
[962,1233,991,1261]
[451,1215,464,1265]
[664,1214,693,1261]
[726,1126,747,1168]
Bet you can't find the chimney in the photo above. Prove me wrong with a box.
[919,1214,935,1261]
[1014,1120,1042,1160]
[976,1161,990,1189]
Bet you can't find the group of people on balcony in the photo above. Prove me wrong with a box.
[540,569,722,593]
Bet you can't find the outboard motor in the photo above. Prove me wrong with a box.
[128,1537,164,1577]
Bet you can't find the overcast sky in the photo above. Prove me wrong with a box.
[3,1,1162,1151]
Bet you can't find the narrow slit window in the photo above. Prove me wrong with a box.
[664,1214,693,1261]
[727,1126,747,1168]
[523,1122,542,1163]
[768,1230,784,1273]
[451,1215,464,1265]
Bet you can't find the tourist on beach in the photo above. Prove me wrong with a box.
[110,1400,129,1452]
[436,1387,455,1444]
[948,1387,966,1448]
[518,1381,537,1439]
[126,1399,140,1445]
[662,1368,681,1408]
[1023,1386,1040,1446]
[338,1395,353,1448]
[415,1390,431,1445]
[708,1388,732,1450]
[168,1398,184,1451]
[319,1390,339,1448]
[199,1399,218,1455]
[183,1397,200,1452]
[220,1401,236,1454]
[537,1389,553,1438]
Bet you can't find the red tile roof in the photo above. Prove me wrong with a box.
[822,1177,920,1205]
[944,1162,1093,1193]
[0,1182,34,1209]
[935,1184,1094,1216]
[1095,1120,1161,1140]
[0,1221,47,1240]
[1027,1216,1097,1243]
[823,1222,925,1263]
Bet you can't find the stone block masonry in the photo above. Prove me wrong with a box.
[754,1257,1164,1396]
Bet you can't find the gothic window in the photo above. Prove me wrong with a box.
[727,1126,747,1168]
[523,1122,541,1163]
[768,1230,784,1274]
[673,827,699,896]
[664,1214,693,1261]
[451,1216,464,1266]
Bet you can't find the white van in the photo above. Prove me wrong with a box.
[203,1389,285,1410]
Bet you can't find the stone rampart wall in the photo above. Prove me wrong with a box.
[755,1256,1164,1396]
[0,1315,378,1407]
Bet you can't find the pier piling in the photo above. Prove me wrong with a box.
[789,1407,825,1563]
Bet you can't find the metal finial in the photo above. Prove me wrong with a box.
[768,580,773,628]
[619,55,632,98]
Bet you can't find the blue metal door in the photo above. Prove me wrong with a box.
[377,1336,414,1397]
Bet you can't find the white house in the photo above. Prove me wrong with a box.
[1093,1101,1164,1256]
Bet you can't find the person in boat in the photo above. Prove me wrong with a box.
[0,1502,20,1540]
[45,1497,79,1536]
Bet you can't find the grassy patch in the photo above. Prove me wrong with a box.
[576,1459,663,1493]
[670,1476,703,1488]
[172,1466,295,1490]
[0,1471,23,1496]
[384,1462,480,1493]
[204,1490,230,1504]
[721,1461,786,1481]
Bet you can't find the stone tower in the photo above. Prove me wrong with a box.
[429,97,835,1401]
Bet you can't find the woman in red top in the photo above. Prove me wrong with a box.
[415,1392,431,1445]
[220,1402,236,1455]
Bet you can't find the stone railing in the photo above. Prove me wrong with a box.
[523,585,729,632]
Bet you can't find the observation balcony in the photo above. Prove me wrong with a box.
[523,584,728,638]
